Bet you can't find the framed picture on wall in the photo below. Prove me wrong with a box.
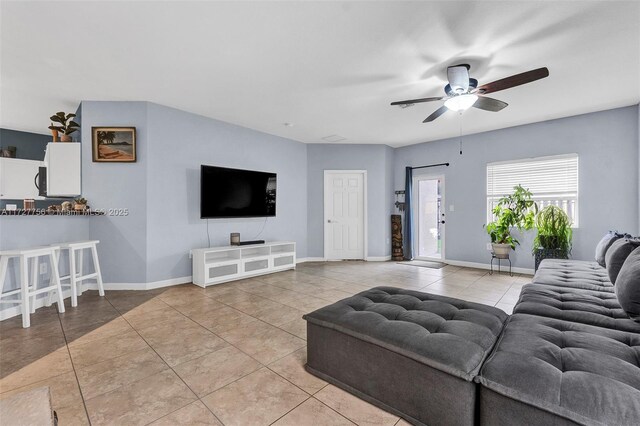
[92,127,136,162]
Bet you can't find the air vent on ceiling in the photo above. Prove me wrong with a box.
[321,134,346,143]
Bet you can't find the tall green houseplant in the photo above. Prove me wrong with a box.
[532,205,572,270]
[485,185,537,257]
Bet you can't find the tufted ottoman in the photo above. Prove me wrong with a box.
[479,313,640,426]
[303,286,508,426]
[514,283,640,333]
[533,259,613,292]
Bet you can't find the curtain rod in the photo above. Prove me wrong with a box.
[410,162,449,170]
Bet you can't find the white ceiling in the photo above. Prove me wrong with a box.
[1,1,639,147]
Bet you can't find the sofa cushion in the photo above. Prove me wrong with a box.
[303,286,508,380]
[595,231,626,267]
[479,314,640,426]
[606,239,640,284]
[616,247,640,322]
[513,283,640,333]
[533,259,613,292]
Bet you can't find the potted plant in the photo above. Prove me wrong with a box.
[48,112,80,142]
[532,205,572,270]
[484,185,537,258]
[73,197,88,211]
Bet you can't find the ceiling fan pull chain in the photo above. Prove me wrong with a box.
[459,111,463,155]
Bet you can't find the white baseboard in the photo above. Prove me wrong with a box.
[297,256,391,263]
[444,259,534,275]
[296,257,326,263]
[366,255,392,262]
[0,276,192,321]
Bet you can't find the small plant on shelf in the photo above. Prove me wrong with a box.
[484,185,537,258]
[532,205,572,270]
[48,112,80,142]
[73,197,88,211]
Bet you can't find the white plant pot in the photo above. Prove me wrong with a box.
[492,243,512,259]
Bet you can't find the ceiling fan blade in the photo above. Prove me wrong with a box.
[447,64,470,93]
[423,105,449,123]
[390,96,444,106]
[476,67,549,95]
[473,96,508,112]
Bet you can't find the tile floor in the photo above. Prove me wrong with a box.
[0,261,531,425]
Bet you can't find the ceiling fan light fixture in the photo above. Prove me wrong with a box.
[444,94,478,111]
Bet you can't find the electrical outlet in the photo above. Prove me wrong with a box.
[486,243,492,251]
[40,263,47,274]
[449,204,455,212]
[189,250,192,259]
[386,238,390,244]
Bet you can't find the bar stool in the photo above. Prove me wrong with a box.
[0,246,66,328]
[50,240,104,307]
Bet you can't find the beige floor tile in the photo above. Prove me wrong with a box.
[76,347,168,400]
[210,288,261,305]
[495,302,516,315]
[55,402,91,426]
[315,385,399,426]
[250,304,306,327]
[395,419,413,426]
[268,348,326,394]
[150,400,222,425]
[278,317,307,340]
[123,305,186,330]
[69,330,149,368]
[457,287,506,304]
[174,346,261,397]
[138,318,228,367]
[273,398,354,425]
[0,347,73,393]
[189,305,258,334]
[65,317,135,348]
[107,294,168,316]
[170,297,225,317]
[219,321,305,364]
[85,369,196,426]
[201,368,308,426]
[0,371,81,413]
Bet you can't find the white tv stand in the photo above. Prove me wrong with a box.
[191,241,296,287]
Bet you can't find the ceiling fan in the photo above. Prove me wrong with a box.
[391,65,549,122]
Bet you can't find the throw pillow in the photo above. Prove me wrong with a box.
[595,231,627,267]
[615,247,640,322]
[606,239,640,284]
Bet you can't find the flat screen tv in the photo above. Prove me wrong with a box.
[201,165,276,218]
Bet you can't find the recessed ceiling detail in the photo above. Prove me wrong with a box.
[321,135,347,143]
[1,1,638,147]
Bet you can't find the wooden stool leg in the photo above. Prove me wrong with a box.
[29,257,38,314]
[77,249,84,296]
[49,251,65,313]
[20,255,30,328]
[69,248,78,307]
[91,245,105,297]
[0,256,8,304]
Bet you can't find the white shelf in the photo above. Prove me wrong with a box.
[192,241,296,287]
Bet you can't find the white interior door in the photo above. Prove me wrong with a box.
[414,175,445,261]
[324,171,366,260]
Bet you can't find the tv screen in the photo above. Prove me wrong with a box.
[201,165,276,218]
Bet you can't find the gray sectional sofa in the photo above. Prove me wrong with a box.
[304,237,640,426]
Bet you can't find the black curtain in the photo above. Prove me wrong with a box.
[404,167,413,260]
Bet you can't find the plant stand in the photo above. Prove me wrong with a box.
[490,252,513,277]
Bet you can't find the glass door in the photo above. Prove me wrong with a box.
[414,176,445,260]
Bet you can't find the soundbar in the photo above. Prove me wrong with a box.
[237,240,265,246]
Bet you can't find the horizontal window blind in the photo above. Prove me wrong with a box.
[487,154,579,226]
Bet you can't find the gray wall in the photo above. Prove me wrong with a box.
[394,105,640,269]
[306,144,393,259]
[144,102,308,282]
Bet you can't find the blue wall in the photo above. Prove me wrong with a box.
[306,144,394,259]
[77,101,308,284]
[394,105,640,269]
[144,102,308,282]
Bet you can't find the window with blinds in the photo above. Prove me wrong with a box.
[487,154,579,226]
